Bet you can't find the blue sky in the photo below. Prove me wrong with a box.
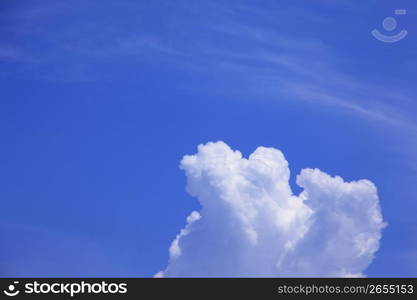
[1,0,416,277]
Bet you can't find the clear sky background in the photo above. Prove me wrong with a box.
[1,0,416,277]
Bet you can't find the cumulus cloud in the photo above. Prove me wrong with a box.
[158,141,386,277]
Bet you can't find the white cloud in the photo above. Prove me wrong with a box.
[158,141,386,277]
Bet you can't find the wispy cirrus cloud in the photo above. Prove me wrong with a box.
[3,0,417,164]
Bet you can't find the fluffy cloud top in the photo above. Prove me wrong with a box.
[158,141,386,277]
